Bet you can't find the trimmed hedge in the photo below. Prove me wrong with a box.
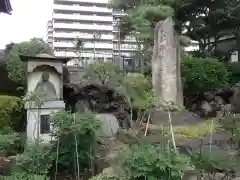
[0,95,23,131]
[181,55,229,92]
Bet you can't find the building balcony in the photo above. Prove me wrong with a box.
[53,13,113,22]
[54,0,109,5]
[54,32,113,40]
[53,4,112,14]
[112,10,125,17]
[48,38,53,42]
[113,38,136,43]
[53,23,113,31]
[54,41,113,49]
[113,44,137,51]
[55,50,113,59]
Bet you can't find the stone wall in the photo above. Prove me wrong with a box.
[187,85,240,118]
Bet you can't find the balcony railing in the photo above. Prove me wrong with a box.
[54,23,113,31]
[53,13,113,22]
[54,42,113,49]
[54,0,109,5]
[66,55,136,72]
[54,32,113,40]
[54,4,112,14]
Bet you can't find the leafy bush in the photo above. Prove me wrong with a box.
[50,110,100,172]
[0,131,20,156]
[174,119,221,139]
[190,149,235,175]
[1,173,49,180]
[227,62,240,85]
[6,38,53,87]
[0,95,23,131]
[0,65,23,97]
[119,143,190,180]
[181,55,229,92]
[122,73,154,110]
[84,61,124,87]
[14,143,54,175]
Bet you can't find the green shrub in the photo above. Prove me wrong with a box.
[50,110,100,173]
[14,143,54,176]
[0,173,49,180]
[0,65,23,97]
[122,73,154,110]
[227,62,240,85]
[0,131,20,156]
[181,55,229,92]
[0,95,23,131]
[190,149,236,175]
[119,143,190,180]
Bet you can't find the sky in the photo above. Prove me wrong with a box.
[0,0,53,49]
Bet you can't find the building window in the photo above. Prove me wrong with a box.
[40,115,51,134]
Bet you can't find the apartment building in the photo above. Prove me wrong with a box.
[47,0,140,66]
[46,20,53,48]
[47,0,199,67]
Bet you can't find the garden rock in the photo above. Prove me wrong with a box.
[151,109,203,126]
[204,91,215,102]
[64,84,130,128]
[96,114,120,137]
[231,86,240,113]
[200,101,212,117]
[221,104,232,116]
[214,96,225,106]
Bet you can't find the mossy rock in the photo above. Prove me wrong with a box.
[174,119,221,139]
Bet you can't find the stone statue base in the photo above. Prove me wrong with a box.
[25,100,65,144]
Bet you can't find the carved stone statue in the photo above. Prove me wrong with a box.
[34,72,57,100]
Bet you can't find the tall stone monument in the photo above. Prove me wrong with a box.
[151,18,202,126]
[20,54,69,143]
[152,17,183,105]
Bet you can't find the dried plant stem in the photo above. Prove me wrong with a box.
[209,118,214,152]
[144,112,151,136]
[126,95,133,128]
[168,109,176,150]
[74,114,80,179]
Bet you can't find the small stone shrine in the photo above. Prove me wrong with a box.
[20,53,69,143]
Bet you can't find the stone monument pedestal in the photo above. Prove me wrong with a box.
[25,101,65,143]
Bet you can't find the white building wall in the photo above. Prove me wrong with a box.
[49,0,116,64]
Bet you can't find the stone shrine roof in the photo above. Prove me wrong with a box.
[19,54,70,64]
[36,53,54,58]
[0,0,12,14]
